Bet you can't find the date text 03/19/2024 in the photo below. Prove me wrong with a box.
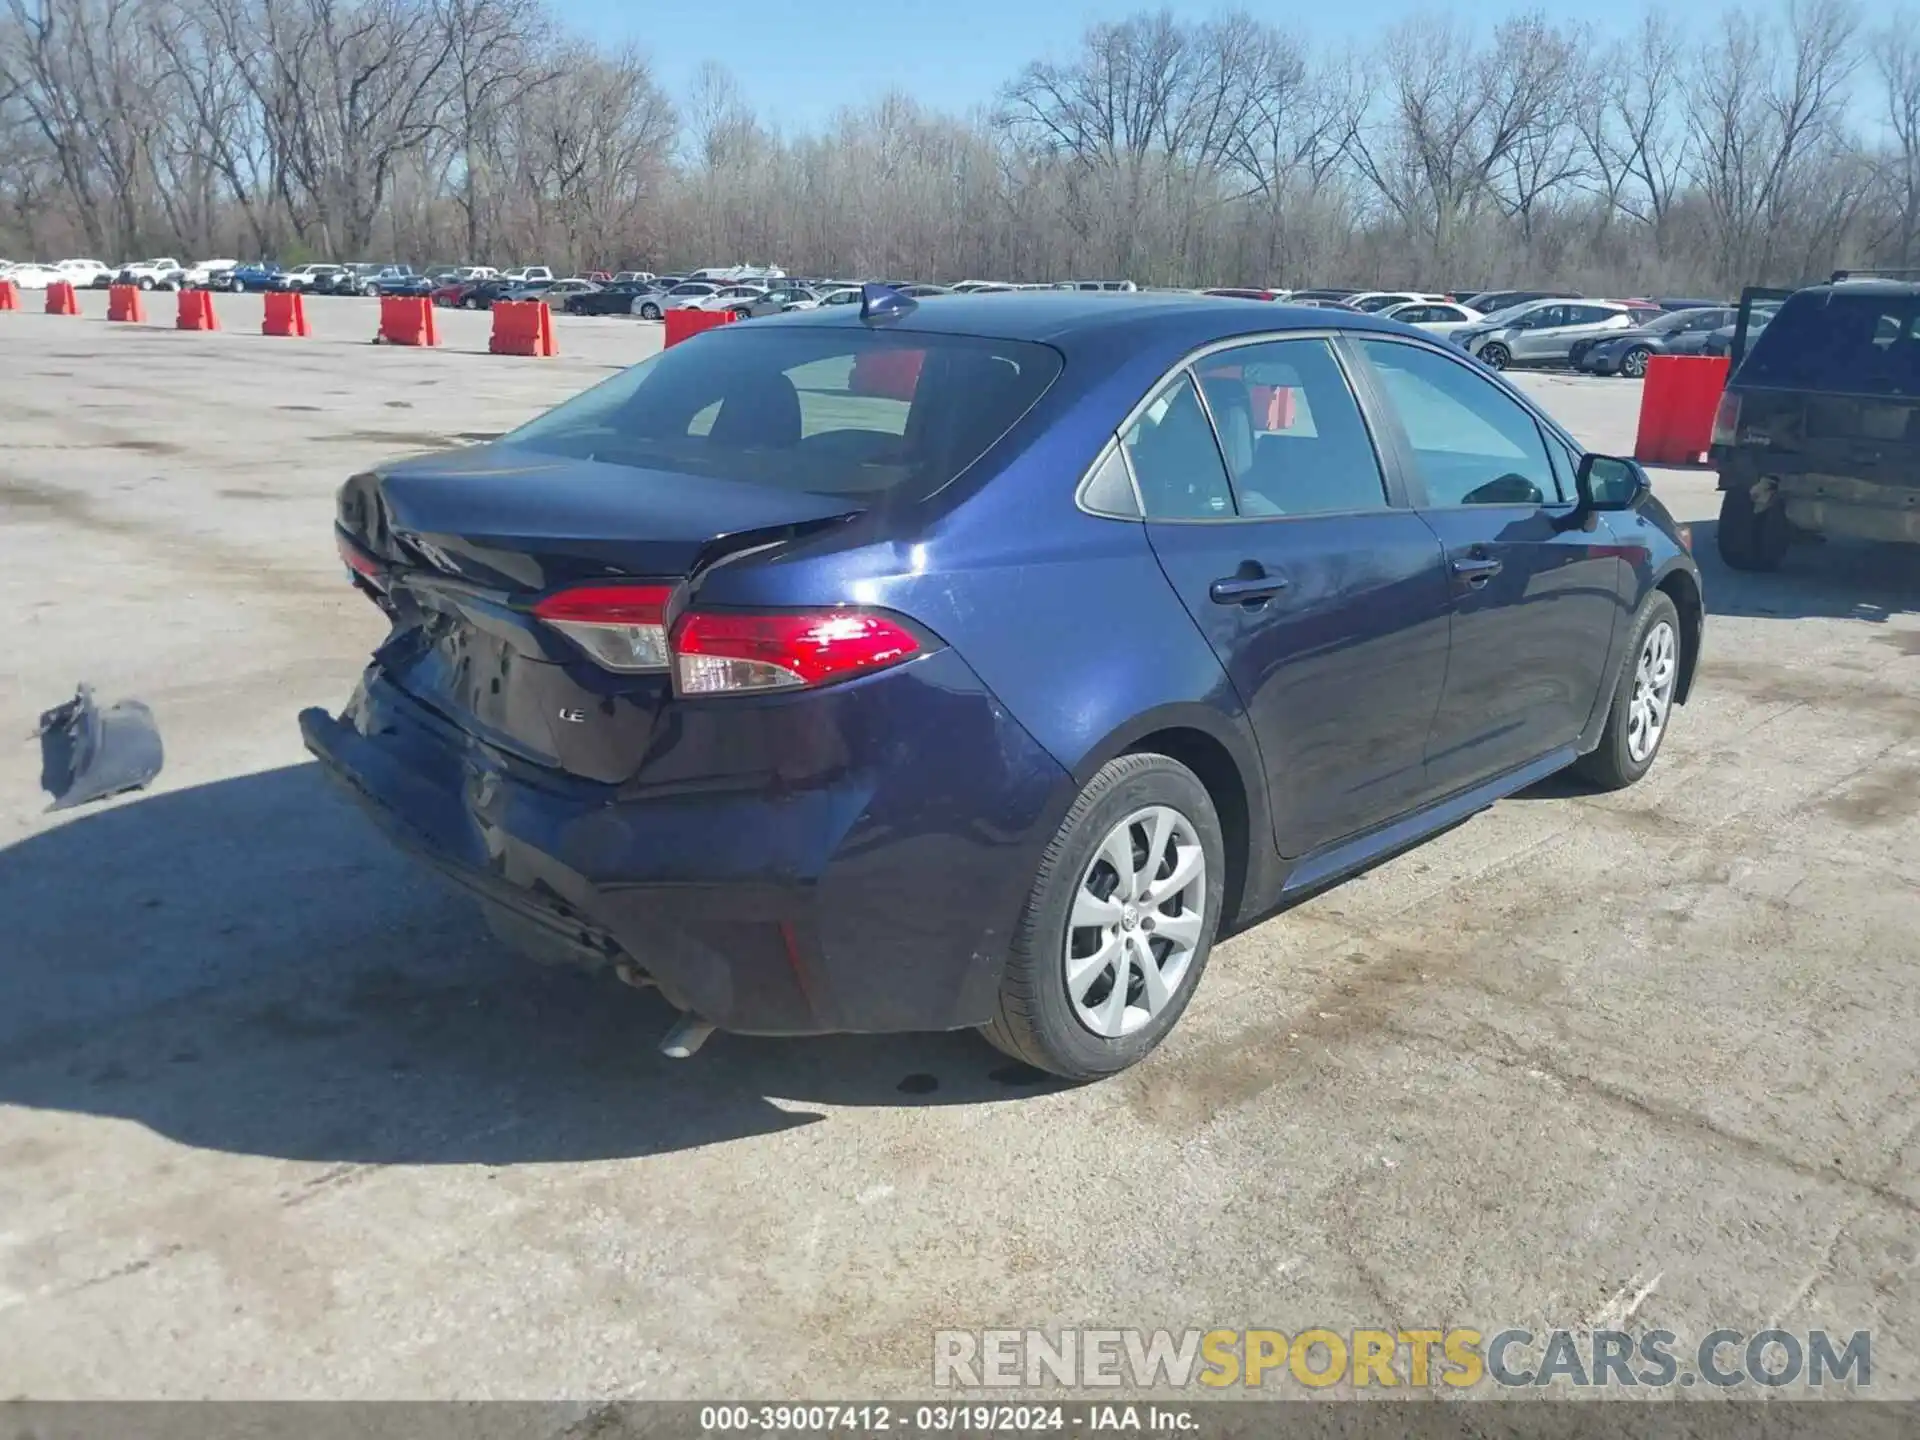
[696,1404,1193,1433]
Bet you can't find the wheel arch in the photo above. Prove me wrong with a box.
[1653,562,1703,704]
[1071,704,1272,927]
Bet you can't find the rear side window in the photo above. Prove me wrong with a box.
[1740,292,1920,395]
[503,330,1062,500]
[1191,339,1388,516]
[1123,374,1236,519]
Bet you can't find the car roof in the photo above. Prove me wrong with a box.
[1810,278,1920,297]
[756,290,1413,351]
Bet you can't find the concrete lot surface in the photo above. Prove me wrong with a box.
[1,301,1917,1401]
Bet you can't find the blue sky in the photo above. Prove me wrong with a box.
[568,0,1662,133]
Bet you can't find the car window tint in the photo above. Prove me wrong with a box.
[1122,374,1236,520]
[1192,340,1388,517]
[1081,441,1141,516]
[1570,305,1620,326]
[1739,293,1920,394]
[504,331,1060,500]
[1358,340,1563,506]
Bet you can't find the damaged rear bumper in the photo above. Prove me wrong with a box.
[299,660,1066,1036]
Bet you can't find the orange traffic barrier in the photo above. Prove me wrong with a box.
[0,280,18,311]
[176,289,220,331]
[489,299,557,357]
[263,290,310,338]
[849,347,924,400]
[377,295,438,346]
[1633,355,1731,465]
[1248,384,1297,430]
[662,307,738,348]
[45,281,80,315]
[107,284,146,323]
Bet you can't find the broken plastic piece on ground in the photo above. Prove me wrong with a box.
[35,683,164,811]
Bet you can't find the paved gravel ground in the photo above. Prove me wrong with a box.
[1,294,1917,1402]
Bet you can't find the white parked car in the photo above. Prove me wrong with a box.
[652,281,722,313]
[1348,290,1452,313]
[690,284,770,314]
[181,258,238,289]
[277,262,342,290]
[1381,300,1485,337]
[6,263,62,289]
[500,266,553,284]
[686,264,786,285]
[1453,298,1638,370]
[116,257,184,290]
[56,258,113,287]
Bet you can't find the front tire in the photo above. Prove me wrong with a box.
[983,753,1224,1080]
[641,301,661,320]
[1621,345,1652,379]
[1716,484,1791,571]
[137,277,155,291]
[1574,591,1682,791]
[1479,342,1510,370]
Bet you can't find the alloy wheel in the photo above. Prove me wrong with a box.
[1063,806,1207,1039]
[1627,620,1677,763]
[1623,347,1651,378]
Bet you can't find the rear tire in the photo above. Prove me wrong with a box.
[1716,484,1790,571]
[1574,591,1682,791]
[982,753,1224,1080]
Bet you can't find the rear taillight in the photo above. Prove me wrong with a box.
[1711,391,1741,447]
[672,611,920,695]
[337,530,385,587]
[532,583,674,672]
[532,584,924,693]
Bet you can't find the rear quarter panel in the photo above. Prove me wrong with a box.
[689,343,1276,917]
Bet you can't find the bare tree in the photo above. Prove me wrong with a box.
[1873,8,1920,263]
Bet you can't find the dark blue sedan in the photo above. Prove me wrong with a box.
[302,290,1703,1078]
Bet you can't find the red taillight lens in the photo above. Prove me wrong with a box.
[672,611,921,695]
[337,530,385,585]
[1711,391,1741,447]
[532,583,675,672]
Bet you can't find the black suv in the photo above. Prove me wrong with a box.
[1711,275,1920,570]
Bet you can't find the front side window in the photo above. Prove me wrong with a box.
[1122,374,1235,520]
[1191,339,1389,517]
[1356,340,1563,507]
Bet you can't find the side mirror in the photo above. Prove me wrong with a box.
[1577,453,1651,512]
[1549,453,1651,538]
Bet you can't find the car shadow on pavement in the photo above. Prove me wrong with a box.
[1690,520,1920,622]
[0,763,1066,1165]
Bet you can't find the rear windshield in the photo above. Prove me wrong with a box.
[501,328,1064,500]
[1739,292,1920,395]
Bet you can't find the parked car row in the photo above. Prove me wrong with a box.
[0,254,1742,376]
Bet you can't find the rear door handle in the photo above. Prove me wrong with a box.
[1209,572,1290,606]
[1450,556,1503,587]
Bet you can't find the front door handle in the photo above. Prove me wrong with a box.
[1210,571,1290,606]
[1450,555,1503,588]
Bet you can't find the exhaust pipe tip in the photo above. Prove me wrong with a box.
[660,1014,717,1059]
